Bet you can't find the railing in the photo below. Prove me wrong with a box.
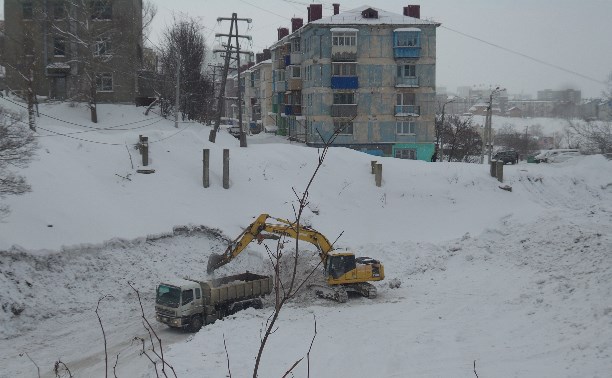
[393,46,421,59]
[395,105,420,116]
[396,76,419,87]
[331,104,357,117]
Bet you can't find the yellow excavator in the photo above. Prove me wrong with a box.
[207,214,384,302]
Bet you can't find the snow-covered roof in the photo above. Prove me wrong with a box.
[311,5,440,26]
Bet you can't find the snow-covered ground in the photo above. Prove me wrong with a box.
[1,101,611,377]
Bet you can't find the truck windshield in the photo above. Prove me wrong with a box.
[156,285,181,308]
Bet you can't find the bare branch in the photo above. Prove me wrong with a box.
[19,352,41,378]
[223,334,232,378]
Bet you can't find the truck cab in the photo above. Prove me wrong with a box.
[155,278,207,331]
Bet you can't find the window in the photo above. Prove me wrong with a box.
[195,288,201,300]
[95,73,113,91]
[396,93,419,115]
[332,62,357,76]
[332,31,356,46]
[395,148,417,159]
[275,69,285,82]
[54,37,66,56]
[396,120,416,135]
[181,289,194,305]
[94,37,111,56]
[23,2,33,19]
[333,92,355,105]
[291,38,301,52]
[306,65,312,81]
[397,64,416,78]
[91,1,112,20]
[289,66,301,79]
[334,120,353,135]
[397,93,415,106]
[395,31,420,47]
[53,2,66,19]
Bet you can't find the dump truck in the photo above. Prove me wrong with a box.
[155,271,272,332]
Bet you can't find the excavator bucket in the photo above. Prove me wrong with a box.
[207,253,228,274]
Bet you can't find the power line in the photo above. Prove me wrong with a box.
[439,24,607,86]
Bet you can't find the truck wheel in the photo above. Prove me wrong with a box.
[189,315,203,333]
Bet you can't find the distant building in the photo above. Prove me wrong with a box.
[267,4,440,160]
[3,0,149,103]
[537,88,581,104]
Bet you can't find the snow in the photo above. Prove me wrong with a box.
[1,99,612,377]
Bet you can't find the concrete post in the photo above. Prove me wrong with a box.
[141,136,149,166]
[371,160,377,174]
[223,149,230,189]
[375,163,382,187]
[203,149,210,188]
[496,161,504,183]
[490,159,496,177]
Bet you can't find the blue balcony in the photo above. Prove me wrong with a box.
[331,76,359,90]
[394,47,421,59]
[284,55,291,66]
[395,105,420,116]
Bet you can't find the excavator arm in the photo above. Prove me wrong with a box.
[207,214,334,273]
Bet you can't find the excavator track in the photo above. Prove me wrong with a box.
[308,284,349,303]
[346,282,377,299]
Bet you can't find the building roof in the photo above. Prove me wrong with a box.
[311,5,440,27]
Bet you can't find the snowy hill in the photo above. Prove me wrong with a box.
[1,101,611,377]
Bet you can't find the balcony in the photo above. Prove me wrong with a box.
[284,55,291,67]
[394,46,420,59]
[331,76,359,90]
[287,78,302,91]
[395,105,420,116]
[331,46,357,62]
[331,104,357,117]
[395,76,419,87]
[290,52,302,65]
[284,105,302,116]
[272,104,279,113]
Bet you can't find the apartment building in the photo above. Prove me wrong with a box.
[3,0,147,103]
[268,4,439,160]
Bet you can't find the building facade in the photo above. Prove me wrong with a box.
[268,4,439,160]
[3,0,147,103]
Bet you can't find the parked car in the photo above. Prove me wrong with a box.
[493,150,519,164]
[547,151,581,163]
[534,149,579,163]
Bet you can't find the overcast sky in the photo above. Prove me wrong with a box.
[1,0,610,97]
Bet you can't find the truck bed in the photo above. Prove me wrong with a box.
[199,272,272,306]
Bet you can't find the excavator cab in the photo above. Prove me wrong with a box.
[326,253,356,280]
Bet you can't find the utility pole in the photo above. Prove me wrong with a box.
[484,87,505,164]
[208,13,252,145]
[438,97,455,162]
[174,52,180,128]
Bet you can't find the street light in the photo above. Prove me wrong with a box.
[483,87,506,164]
[439,96,455,162]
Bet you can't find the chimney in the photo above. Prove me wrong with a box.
[310,4,323,21]
[256,53,263,64]
[405,5,420,19]
[263,49,271,61]
[291,17,303,32]
[333,3,340,15]
[307,6,311,22]
[277,27,289,40]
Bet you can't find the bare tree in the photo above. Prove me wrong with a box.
[252,128,346,377]
[439,114,483,162]
[157,18,213,122]
[495,123,539,157]
[0,106,38,218]
[568,119,612,154]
